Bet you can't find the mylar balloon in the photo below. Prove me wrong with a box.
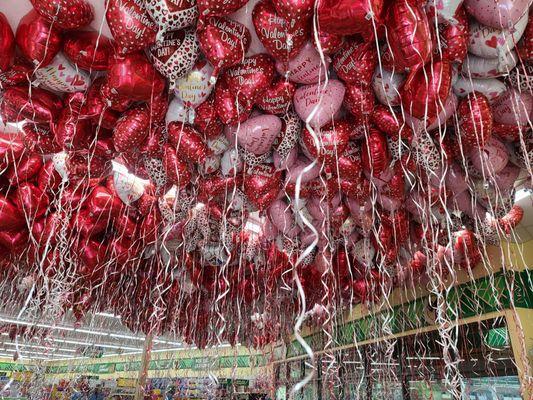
[63,31,115,71]
[113,105,151,153]
[0,13,15,72]
[235,114,282,155]
[35,53,91,93]
[458,92,493,149]
[275,42,330,85]
[225,54,276,105]
[30,0,94,30]
[106,0,158,54]
[464,0,530,29]
[293,80,345,128]
[318,0,384,37]
[15,11,62,67]
[174,59,215,108]
[1,86,62,126]
[146,0,198,34]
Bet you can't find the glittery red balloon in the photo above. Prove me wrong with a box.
[257,78,296,115]
[163,144,192,188]
[1,86,62,126]
[302,120,351,166]
[438,7,469,64]
[225,54,276,105]
[333,40,377,85]
[167,123,210,164]
[198,0,248,18]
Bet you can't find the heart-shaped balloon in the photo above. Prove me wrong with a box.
[1,86,62,126]
[113,171,146,205]
[174,59,215,108]
[517,13,532,60]
[54,109,94,150]
[6,153,43,186]
[0,229,29,252]
[343,83,375,123]
[438,7,469,64]
[88,186,124,218]
[225,54,276,105]
[30,0,94,30]
[333,40,377,85]
[0,195,25,231]
[113,105,151,153]
[197,17,251,79]
[469,137,509,174]
[458,92,493,149]
[235,115,282,155]
[314,29,344,55]
[198,0,249,18]
[146,0,199,34]
[67,151,111,179]
[167,123,210,163]
[35,53,91,93]
[14,183,49,220]
[106,0,158,54]
[163,144,192,188]
[252,0,309,60]
[257,79,296,114]
[463,51,518,78]
[149,28,200,84]
[107,52,166,102]
[214,76,252,124]
[275,41,330,84]
[401,59,452,119]
[63,31,114,71]
[244,164,282,210]
[453,77,507,102]
[464,0,530,29]
[318,0,384,36]
[0,13,15,72]
[301,120,351,166]
[492,88,533,126]
[272,0,315,21]
[361,128,391,176]
[15,11,62,67]
[386,0,432,72]
[194,95,224,138]
[372,67,405,106]
[293,80,345,129]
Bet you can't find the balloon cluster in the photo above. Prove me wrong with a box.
[0,0,531,348]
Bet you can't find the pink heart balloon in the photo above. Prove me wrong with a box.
[293,79,345,129]
[275,42,330,84]
[491,88,533,126]
[268,199,300,237]
[464,0,530,29]
[285,156,320,183]
[235,114,282,155]
[469,137,509,174]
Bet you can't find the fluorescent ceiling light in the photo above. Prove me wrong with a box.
[3,343,76,353]
[50,338,139,352]
[95,312,121,319]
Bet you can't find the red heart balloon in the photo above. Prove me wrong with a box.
[0,195,25,231]
[371,106,413,141]
[193,95,223,139]
[1,86,62,126]
[0,229,29,251]
[198,0,248,18]
[15,10,62,67]
[302,120,351,166]
[0,133,25,170]
[77,239,108,281]
[113,105,151,153]
[253,1,309,60]
[401,58,452,119]
[333,40,377,85]
[107,52,166,103]
[386,0,432,72]
[244,164,282,210]
[197,17,251,79]
[272,0,315,21]
[257,78,296,115]
[6,154,43,185]
[88,186,124,219]
[148,28,200,83]
[437,7,469,64]
[63,31,115,71]
[67,150,111,179]
[0,58,33,87]
[214,76,252,124]
[314,30,344,55]
[458,92,493,149]
[318,0,384,37]
[337,142,363,180]
[22,124,61,155]
[54,109,94,150]
[13,182,49,219]
[343,84,375,123]
[167,123,210,164]
[517,13,532,61]
[113,212,138,237]
[37,160,62,193]
[163,144,192,188]
[145,0,198,33]
[105,0,157,54]
[30,0,94,30]
[0,13,15,72]
[225,54,276,105]
[361,128,390,176]
[74,209,110,238]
